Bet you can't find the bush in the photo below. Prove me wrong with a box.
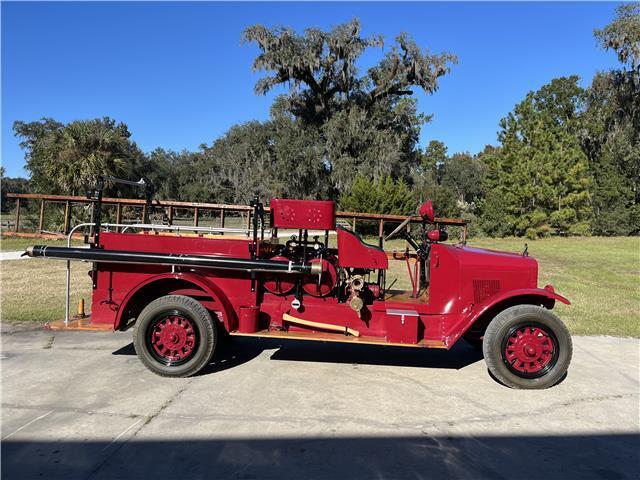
[339,175,415,216]
[339,175,416,235]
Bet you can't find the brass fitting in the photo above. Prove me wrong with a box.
[350,295,364,313]
[309,261,323,276]
[76,298,86,319]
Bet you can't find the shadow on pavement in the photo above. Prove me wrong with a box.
[3,433,639,480]
[113,336,484,374]
[268,338,483,370]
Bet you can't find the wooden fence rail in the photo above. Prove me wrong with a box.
[5,193,467,244]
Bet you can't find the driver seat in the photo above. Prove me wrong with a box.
[336,226,388,269]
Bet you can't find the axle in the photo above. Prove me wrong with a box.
[24,245,322,276]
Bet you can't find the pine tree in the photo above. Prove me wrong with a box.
[480,77,593,238]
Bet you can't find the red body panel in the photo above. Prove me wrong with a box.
[91,233,254,331]
[336,227,388,269]
[270,198,336,230]
[88,230,563,349]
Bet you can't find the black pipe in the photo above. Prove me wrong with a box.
[25,245,321,275]
[91,176,104,289]
[250,195,259,260]
[92,176,104,247]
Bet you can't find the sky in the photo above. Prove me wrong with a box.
[1,1,621,178]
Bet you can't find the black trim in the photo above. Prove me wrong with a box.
[26,245,314,274]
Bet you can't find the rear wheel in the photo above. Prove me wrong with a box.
[483,305,572,389]
[133,295,217,377]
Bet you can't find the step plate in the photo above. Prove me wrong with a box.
[44,316,113,331]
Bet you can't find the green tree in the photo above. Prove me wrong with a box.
[0,167,30,213]
[13,117,143,195]
[580,71,639,234]
[440,152,485,206]
[594,3,640,72]
[268,109,331,199]
[339,174,415,216]
[411,141,487,221]
[480,77,593,238]
[135,148,199,201]
[580,4,640,235]
[243,19,456,193]
[421,140,448,174]
[411,140,461,219]
[322,96,425,191]
[195,121,273,204]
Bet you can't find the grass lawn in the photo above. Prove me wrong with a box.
[1,259,92,323]
[1,235,638,337]
[485,236,639,337]
[1,235,84,252]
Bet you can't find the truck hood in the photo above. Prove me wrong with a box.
[440,244,539,289]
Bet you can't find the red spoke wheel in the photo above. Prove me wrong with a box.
[133,295,217,377]
[482,305,572,389]
[501,324,558,379]
[148,313,198,366]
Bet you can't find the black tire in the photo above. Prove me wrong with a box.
[133,295,217,377]
[483,304,572,389]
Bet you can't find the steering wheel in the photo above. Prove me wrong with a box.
[385,216,413,241]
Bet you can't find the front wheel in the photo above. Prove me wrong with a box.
[133,295,217,377]
[483,305,572,389]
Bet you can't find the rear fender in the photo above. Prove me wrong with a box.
[114,272,235,332]
[445,287,570,347]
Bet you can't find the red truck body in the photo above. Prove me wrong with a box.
[29,196,572,388]
[90,224,566,349]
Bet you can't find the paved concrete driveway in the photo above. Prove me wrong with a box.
[2,324,639,480]
[0,251,29,261]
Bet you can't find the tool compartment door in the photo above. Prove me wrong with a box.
[385,309,420,344]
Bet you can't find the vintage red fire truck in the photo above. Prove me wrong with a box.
[26,184,572,389]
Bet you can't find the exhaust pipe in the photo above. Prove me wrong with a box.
[25,245,322,276]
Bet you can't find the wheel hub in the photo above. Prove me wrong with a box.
[150,315,196,363]
[504,326,555,374]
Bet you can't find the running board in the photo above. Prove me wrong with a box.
[229,328,447,349]
[282,313,360,337]
[44,316,113,331]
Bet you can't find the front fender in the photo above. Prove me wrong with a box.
[445,287,570,347]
